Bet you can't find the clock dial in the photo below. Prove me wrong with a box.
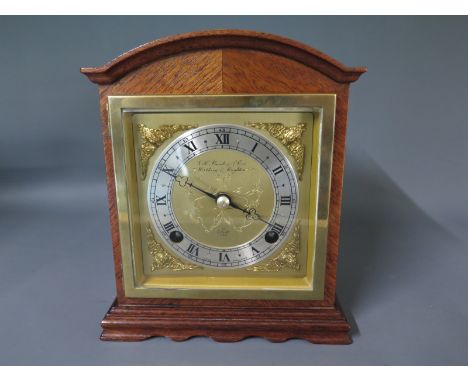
[147,125,299,268]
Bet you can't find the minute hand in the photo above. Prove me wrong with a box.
[161,167,273,227]
[228,200,274,228]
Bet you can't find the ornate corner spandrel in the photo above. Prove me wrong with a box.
[246,224,301,272]
[247,122,306,180]
[147,225,200,271]
[139,123,197,179]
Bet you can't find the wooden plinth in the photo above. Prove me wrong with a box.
[100,298,351,344]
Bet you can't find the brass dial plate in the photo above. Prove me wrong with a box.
[147,125,298,268]
[107,94,336,300]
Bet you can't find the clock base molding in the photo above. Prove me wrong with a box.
[100,299,352,344]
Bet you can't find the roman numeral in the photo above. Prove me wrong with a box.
[280,196,291,206]
[156,195,167,205]
[251,246,260,255]
[183,140,197,152]
[161,167,174,176]
[219,253,231,262]
[215,133,230,145]
[271,223,284,235]
[163,221,175,232]
[272,166,284,175]
[251,142,258,152]
[187,243,199,256]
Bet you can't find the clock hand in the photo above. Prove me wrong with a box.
[187,182,218,201]
[228,200,274,228]
[161,167,274,228]
[226,199,249,215]
[161,167,217,201]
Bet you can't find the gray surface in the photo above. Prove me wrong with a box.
[0,16,467,365]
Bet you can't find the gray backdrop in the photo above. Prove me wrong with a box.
[1,16,467,365]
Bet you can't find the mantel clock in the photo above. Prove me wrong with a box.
[81,30,366,344]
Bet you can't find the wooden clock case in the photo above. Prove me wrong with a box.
[81,30,366,344]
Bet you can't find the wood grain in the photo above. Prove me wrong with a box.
[100,299,351,344]
[81,29,366,85]
[82,29,366,344]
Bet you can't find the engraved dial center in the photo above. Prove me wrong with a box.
[171,149,276,249]
[216,194,231,209]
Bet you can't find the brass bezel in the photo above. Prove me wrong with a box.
[108,94,336,300]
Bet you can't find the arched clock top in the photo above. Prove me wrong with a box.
[82,30,367,343]
[81,29,367,85]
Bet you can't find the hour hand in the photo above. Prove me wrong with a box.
[160,167,217,201]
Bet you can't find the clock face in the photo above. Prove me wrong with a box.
[147,124,299,268]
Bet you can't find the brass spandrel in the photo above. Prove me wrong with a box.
[139,123,197,179]
[147,225,200,271]
[247,122,306,179]
[246,223,301,272]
